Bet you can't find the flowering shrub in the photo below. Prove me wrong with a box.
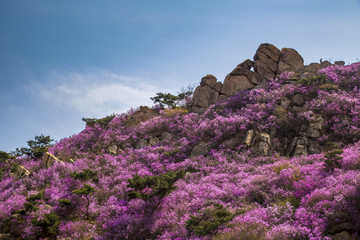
[1,62,360,239]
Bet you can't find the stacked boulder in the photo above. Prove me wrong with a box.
[192,43,305,111]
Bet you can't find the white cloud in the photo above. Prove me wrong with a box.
[35,69,165,118]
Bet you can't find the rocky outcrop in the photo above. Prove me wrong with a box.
[331,231,352,240]
[254,43,281,80]
[190,142,210,156]
[9,165,30,180]
[123,106,159,128]
[192,43,344,112]
[221,59,261,96]
[276,48,304,75]
[107,144,121,155]
[43,152,61,168]
[192,75,223,111]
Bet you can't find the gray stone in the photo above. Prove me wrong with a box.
[334,61,345,66]
[200,74,217,88]
[298,124,307,133]
[107,144,118,155]
[149,136,160,146]
[222,137,242,149]
[293,145,307,156]
[217,94,228,103]
[10,165,30,180]
[303,63,321,73]
[43,152,61,168]
[307,128,320,138]
[259,133,271,145]
[297,137,308,145]
[244,129,255,147]
[279,97,291,108]
[123,106,159,128]
[255,141,270,155]
[286,137,298,156]
[277,48,304,74]
[331,231,352,240]
[254,43,281,62]
[254,60,276,80]
[253,43,281,81]
[308,143,320,154]
[161,132,174,144]
[136,139,149,149]
[193,85,220,108]
[309,122,322,130]
[190,142,209,156]
[320,60,332,68]
[291,94,305,106]
[221,74,255,96]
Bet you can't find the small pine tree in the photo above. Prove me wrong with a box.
[14,134,54,159]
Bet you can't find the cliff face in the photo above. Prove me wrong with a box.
[1,44,360,240]
[192,43,344,112]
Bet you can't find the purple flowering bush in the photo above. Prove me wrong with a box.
[1,62,360,239]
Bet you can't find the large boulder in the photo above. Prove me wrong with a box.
[221,59,259,96]
[277,48,304,74]
[192,75,222,108]
[190,142,210,157]
[123,106,159,128]
[253,43,281,80]
[43,152,61,168]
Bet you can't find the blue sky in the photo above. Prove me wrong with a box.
[1,0,360,152]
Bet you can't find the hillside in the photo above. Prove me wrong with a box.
[1,43,360,240]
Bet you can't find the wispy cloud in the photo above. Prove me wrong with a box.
[34,69,164,118]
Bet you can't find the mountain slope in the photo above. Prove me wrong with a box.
[1,58,360,239]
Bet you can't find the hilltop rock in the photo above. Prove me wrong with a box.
[277,48,304,75]
[192,75,222,109]
[253,43,281,80]
[123,106,159,128]
[221,59,260,96]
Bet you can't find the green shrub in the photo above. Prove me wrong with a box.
[324,149,343,171]
[14,134,54,159]
[186,204,234,236]
[82,113,116,128]
[73,184,95,219]
[298,75,327,86]
[26,192,43,202]
[70,169,98,181]
[31,213,61,238]
[127,170,185,200]
[58,199,72,207]
[0,151,11,162]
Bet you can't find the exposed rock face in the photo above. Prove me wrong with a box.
[331,231,352,240]
[254,43,281,80]
[9,165,30,180]
[107,145,118,155]
[136,139,149,149]
[148,136,160,146]
[192,75,223,110]
[192,43,344,114]
[221,59,260,96]
[43,152,61,168]
[161,132,175,145]
[255,133,271,155]
[123,106,159,128]
[277,48,304,75]
[190,142,209,156]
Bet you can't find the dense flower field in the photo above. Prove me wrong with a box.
[1,62,360,239]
